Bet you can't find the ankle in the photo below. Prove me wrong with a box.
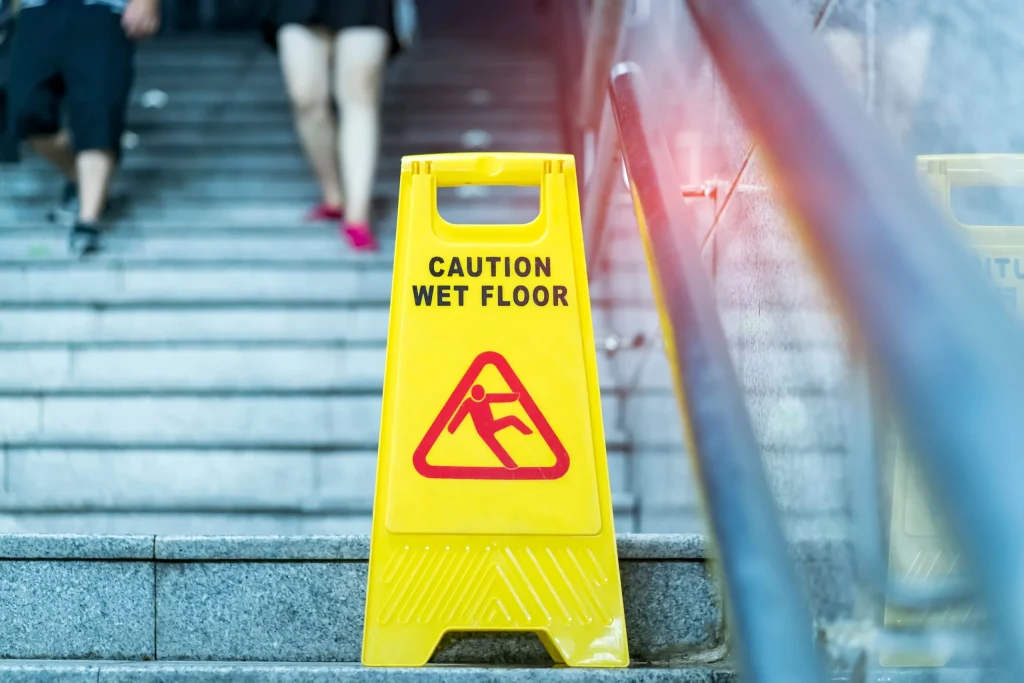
[322,192,344,209]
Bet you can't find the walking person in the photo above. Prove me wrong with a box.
[1,0,160,256]
[259,0,402,252]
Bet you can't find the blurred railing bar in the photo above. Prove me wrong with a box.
[609,63,827,683]
[685,0,1024,672]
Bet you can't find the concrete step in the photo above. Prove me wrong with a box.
[0,447,634,513]
[0,511,381,535]
[0,216,647,265]
[0,303,843,348]
[119,86,557,107]
[122,95,555,120]
[0,393,631,448]
[0,533,852,670]
[0,661,733,682]
[140,73,559,92]
[0,305,391,344]
[3,164,557,204]
[0,263,393,305]
[0,342,844,396]
[0,263,670,307]
[0,507,647,536]
[123,107,560,126]
[0,129,561,155]
[0,534,726,666]
[0,197,543,227]
[11,148,546,173]
[0,259,821,309]
[133,52,552,68]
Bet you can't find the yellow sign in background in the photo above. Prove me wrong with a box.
[881,154,1023,666]
[363,153,628,667]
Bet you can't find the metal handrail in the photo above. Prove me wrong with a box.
[685,0,1024,675]
[609,63,826,683]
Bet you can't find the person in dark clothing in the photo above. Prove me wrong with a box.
[259,0,400,252]
[2,0,160,256]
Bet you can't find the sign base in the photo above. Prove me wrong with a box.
[363,534,627,667]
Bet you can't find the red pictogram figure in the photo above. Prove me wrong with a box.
[413,351,570,480]
[447,385,533,469]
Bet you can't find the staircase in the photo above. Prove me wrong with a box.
[0,2,673,536]
[0,1,861,677]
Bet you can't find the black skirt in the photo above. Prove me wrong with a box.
[258,0,400,57]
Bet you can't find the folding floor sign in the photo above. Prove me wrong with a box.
[363,153,628,667]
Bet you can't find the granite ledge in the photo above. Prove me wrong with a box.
[0,661,737,682]
[0,534,155,560]
[0,534,709,563]
[617,534,705,560]
[153,534,708,562]
[156,535,371,561]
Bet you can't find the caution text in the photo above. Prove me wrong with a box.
[412,255,570,308]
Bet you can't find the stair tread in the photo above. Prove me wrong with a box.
[0,660,733,681]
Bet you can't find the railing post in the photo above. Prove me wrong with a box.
[609,62,827,683]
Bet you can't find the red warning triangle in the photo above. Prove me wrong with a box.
[413,351,570,480]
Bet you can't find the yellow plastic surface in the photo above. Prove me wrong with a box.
[880,154,1020,667]
[362,153,629,668]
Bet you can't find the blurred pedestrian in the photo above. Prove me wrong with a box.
[259,0,402,252]
[821,0,933,145]
[1,0,160,256]
[0,1,16,164]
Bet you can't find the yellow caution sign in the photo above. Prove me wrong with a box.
[880,154,1020,667]
[362,153,629,668]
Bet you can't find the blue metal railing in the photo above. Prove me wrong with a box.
[686,0,1024,675]
[608,63,827,683]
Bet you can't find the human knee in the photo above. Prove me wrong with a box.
[289,85,331,117]
[338,61,384,107]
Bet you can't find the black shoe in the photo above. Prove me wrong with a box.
[49,181,80,224]
[69,223,101,257]
[61,180,79,207]
[51,183,120,223]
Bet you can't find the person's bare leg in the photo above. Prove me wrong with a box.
[28,130,78,181]
[278,24,344,210]
[76,150,115,223]
[334,27,389,226]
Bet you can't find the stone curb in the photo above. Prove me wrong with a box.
[0,534,721,665]
[0,533,705,561]
[0,661,736,682]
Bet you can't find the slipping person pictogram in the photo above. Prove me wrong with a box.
[447,384,533,469]
[412,351,570,481]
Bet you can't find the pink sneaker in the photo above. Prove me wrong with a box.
[342,220,379,252]
[305,203,345,222]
